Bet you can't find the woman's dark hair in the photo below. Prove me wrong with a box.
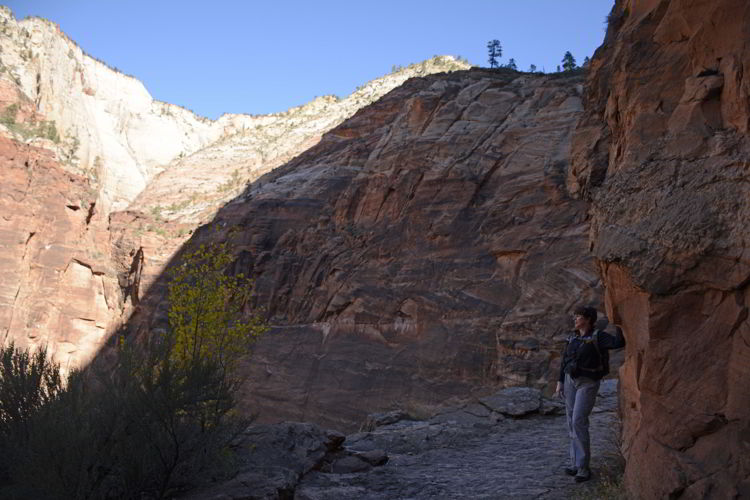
[574,305,598,326]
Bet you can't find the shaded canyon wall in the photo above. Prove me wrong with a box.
[121,69,605,431]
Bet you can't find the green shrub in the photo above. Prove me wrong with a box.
[38,120,60,142]
[0,105,60,143]
[167,240,267,373]
[0,346,245,498]
[150,205,164,220]
[0,104,18,126]
[0,343,62,440]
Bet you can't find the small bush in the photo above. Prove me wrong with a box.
[572,418,627,500]
[0,103,18,126]
[150,205,163,220]
[168,240,267,372]
[0,342,62,440]
[38,120,60,142]
[0,345,246,498]
[572,474,627,500]
[606,6,629,33]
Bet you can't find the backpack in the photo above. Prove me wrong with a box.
[567,330,607,379]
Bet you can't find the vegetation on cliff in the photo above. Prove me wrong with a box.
[0,102,60,143]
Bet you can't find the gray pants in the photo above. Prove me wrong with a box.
[564,374,600,470]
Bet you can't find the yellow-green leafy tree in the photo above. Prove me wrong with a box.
[167,240,267,376]
[122,239,267,496]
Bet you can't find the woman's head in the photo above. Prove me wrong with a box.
[573,305,597,330]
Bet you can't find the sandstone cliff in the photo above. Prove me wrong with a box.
[112,58,472,309]
[0,135,118,371]
[120,68,604,431]
[572,0,750,497]
[0,7,230,211]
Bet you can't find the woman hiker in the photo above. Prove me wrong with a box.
[554,305,626,483]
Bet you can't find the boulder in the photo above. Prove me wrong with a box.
[430,402,502,427]
[361,410,413,431]
[480,387,542,417]
[183,422,344,500]
[354,449,388,467]
[330,455,371,474]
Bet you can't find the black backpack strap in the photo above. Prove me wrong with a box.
[576,330,605,374]
[590,330,604,372]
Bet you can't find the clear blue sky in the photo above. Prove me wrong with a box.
[6,1,614,119]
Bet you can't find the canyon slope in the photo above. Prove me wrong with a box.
[572,0,750,497]
[1,1,607,456]
[0,6,468,371]
[122,68,603,431]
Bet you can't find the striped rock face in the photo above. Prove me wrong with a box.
[119,69,601,432]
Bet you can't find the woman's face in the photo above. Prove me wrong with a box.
[574,314,589,331]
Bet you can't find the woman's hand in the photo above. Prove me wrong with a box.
[554,381,564,399]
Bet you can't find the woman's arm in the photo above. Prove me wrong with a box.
[555,338,569,398]
[558,337,570,383]
[599,326,626,349]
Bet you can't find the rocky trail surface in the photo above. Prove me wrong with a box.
[192,380,621,499]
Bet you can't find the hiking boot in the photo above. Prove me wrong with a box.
[564,466,578,476]
[574,468,591,482]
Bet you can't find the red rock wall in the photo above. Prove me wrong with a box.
[0,83,192,374]
[572,0,750,497]
[130,70,606,431]
[0,136,122,372]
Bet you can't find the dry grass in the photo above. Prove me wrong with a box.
[573,417,628,499]
[573,474,627,500]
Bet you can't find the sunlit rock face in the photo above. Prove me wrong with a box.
[0,6,470,214]
[128,56,472,221]
[0,7,228,212]
[132,68,603,431]
[572,0,750,497]
[0,136,120,372]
